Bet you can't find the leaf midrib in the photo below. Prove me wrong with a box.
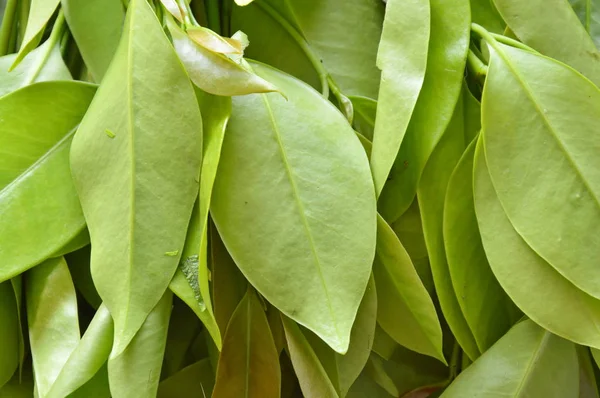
[260,93,341,344]
[512,331,549,397]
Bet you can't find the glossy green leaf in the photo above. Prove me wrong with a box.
[470,0,505,33]
[417,88,480,361]
[0,282,19,388]
[570,0,600,49]
[158,359,215,398]
[482,43,600,299]
[168,17,278,96]
[282,316,339,398]
[492,0,600,85]
[473,138,600,349]
[444,139,520,351]
[26,256,80,397]
[0,81,95,283]
[373,215,444,363]
[47,304,113,398]
[0,38,71,97]
[213,289,280,397]
[370,0,429,196]
[378,0,470,221]
[11,0,60,68]
[169,200,222,350]
[212,224,247,336]
[211,62,376,354]
[70,0,202,356]
[441,320,579,397]
[61,0,124,81]
[108,291,172,398]
[65,246,102,309]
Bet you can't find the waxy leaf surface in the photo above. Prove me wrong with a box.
[70,0,202,355]
[211,62,376,354]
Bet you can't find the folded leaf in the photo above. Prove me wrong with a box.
[373,215,444,363]
[61,0,124,81]
[378,0,470,220]
[483,43,600,299]
[213,289,280,398]
[493,0,600,85]
[211,62,376,354]
[0,81,95,283]
[370,0,429,196]
[108,291,172,398]
[47,304,113,398]
[441,320,578,398]
[26,257,80,397]
[70,0,202,356]
[473,138,600,349]
[444,139,520,351]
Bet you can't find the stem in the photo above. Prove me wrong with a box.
[255,1,329,98]
[0,0,18,56]
[586,0,592,32]
[205,0,221,34]
[490,32,539,53]
[327,75,353,122]
[448,341,462,380]
[23,11,66,85]
[18,0,31,47]
[467,49,488,82]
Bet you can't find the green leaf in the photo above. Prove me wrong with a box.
[70,0,202,356]
[370,0,429,197]
[61,0,124,81]
[373,215,444,363]
[482,43,600,299]
[377,0,470,221]
[444,139,520,351]
[68,364,110,398]
[213,289,280,397]
[0,282,19,388]
[158,359,215,398]
[108,291,172,398]
[349,96,377,141]
[577,346,600,398]
[26,257,80,397]
[0,38,71,97]
[492,0,600,86]
[46,304,113,398]
[417,87,480,361]
[211,62,376,354]
[372,326,398,361]
[470,0,505,33]
[168,17,278,96]
[0,367,34,398]
[441,320,579,397]
[9,277,24,378]
[364,355,400,397]
[0,81,95,283]
[570,0,600,50]
[163,300,201,378]
[282,316,339,398]
[346,371,395,398]
[11,0,60,68]
[65,246,102,309]
[473,137,600,349]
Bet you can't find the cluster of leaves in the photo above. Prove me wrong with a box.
[1,0,600,397]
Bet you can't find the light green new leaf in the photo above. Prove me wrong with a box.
[482,43,600,299]
[570,0,600,49]
[0,39,71,97]
[0,282,19,389]
[11,0,60,69]
[26,257,80,398]
[158,359,215,398]
[378,0,470,221]
[168,18,278,96]
[0,81,95,283]
[370,0,429,196]
[417,88,480,361]
[47,304,113,398]
[61,0,124,81]
[211,62,376,354]
[373,215,444,363]
[444,139,520,352]
[441,320,579,398]
[70,0,202,356]
[282,316,339,398]
[169,200,222,350]
[473,139,600,350]
[108,291,172,398]
[213,289,280,398]
[492,0,600,85]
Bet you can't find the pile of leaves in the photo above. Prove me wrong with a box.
[0,0,599,396]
